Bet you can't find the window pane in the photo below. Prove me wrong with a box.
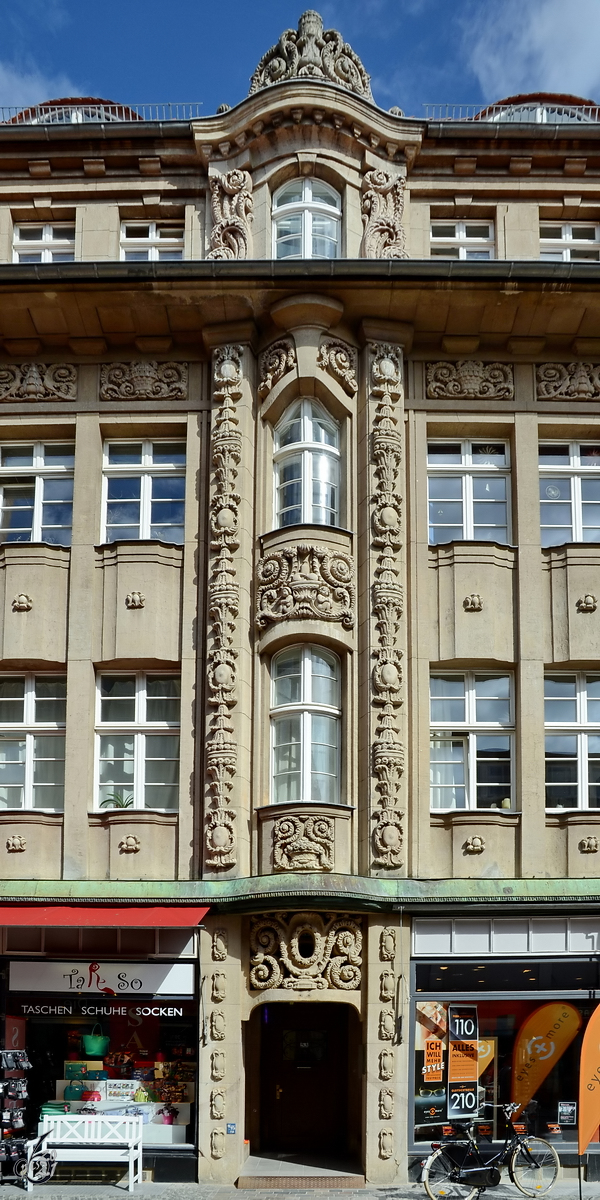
[16,227,43,242]
[545,735,578,807]
[276,237,303,259]
[98,735,134,806]
[0,679,24,724]
[0,483,34,542]
[430,676,465,723]
[431,225,457,238]
[472,444,507,466]
[465,224,491,238]
[273,651,302,706]
[427,444,462,464]
[587,677,600,722]
[310,405,338,448]
[544,675,577,722]
[476,735,511,808]
[430,738,465,808]
[35,677,66,724]
[310,714,338,803]
[278,410,302,448]
[311,181,340,207]
[475,676,510,723]
[43,444,75,468]
[144,735,179,809]
[100,676,136,723]
[0,447,33,468]
[0,736,25,809]
[152,443,186,466]
[310,650,339,707]
[580,445,600,465]
[311,452,338,524]
[107,445,143,465]
[106,476,141,540]
[539,445,570,465]
[276,214,302,237]
[274,181,304,206]
[146,676,180,723]
[273,716,301,803]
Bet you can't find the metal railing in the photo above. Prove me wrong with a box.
[0,102,204,125]
[424,102,600,124]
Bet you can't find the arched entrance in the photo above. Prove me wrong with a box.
[245,1001,362,1168]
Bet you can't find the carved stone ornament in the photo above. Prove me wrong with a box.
[125,590,145,609]
[463,593,483,612]
[118,835,141,854]
[0,363,77,402]
[256,543,355,630]
[211,1128,225,1159]
[6,835,26,853]
[379,1048,394,1081]
[317,338,358,396]
[465,835,485,854]
[258,339,297,401]
[379,1128,394,1160]
[248,10,373,101]
[212,928,228,961]
[100,361,188,400]
[12,594,32,613]
[577,594,597,613]
[210,1010,226,1041]
[273,814,334,872]
[379,1088,394,1120]
[205,346,244,869]
[361,170,408,260]
[427,361,514,400]
[580,836,599,853]
[207,170,253,260]
[379,1009,395,1041]
[536,362,600,400]
[250,912,361,991]
[380,927,396,962]
[210,1090,226,1120]
[211,1050,226,1080]
[211,971,227,1002]
[379,970,395,1002]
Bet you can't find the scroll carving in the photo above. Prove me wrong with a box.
[463,593,483,612]
[205,346,243,868]
[258,339,296,401]
[207,170,253,260]
[536,362,600,399]
[379,1088,394,1119]
[379,1009,395,1040]
[118,835,141,854]
[250,912,361,991]
[379,1128,394,1160]
[210,1010,226,1041]
[210,1090,225,1120]
[0,363,77,401]
[211,972,227,1002]
[379,971,395,1002]
[248,10,373,100]
[100,362,188,400]
[211,1050,226,1080]
[577,594,597,613]
[273,814,334,872]
[6,835,26,853]
[125,591,145,609]
[317,339,358,396]
[580,836,599,853]
[361,170,408,260]
[12,594,32,613]
[256,544,355,630]
[464,835,485,854]
[212,929,228,961]
[379,1048,394,1080]
[211,1128,225,1158]
[427,361,514,399]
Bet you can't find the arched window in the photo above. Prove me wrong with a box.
[271,645,341,805]
[272,178,341,259]
[274,399,340,527]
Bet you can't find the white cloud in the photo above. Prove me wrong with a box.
[466,0,600,102]
[0,61,83,110]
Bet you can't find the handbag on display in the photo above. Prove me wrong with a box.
[65,1063,87,1079]
[81,1090,102,1102]
[82,1024,110,1057]
[86,1070,108,1081]
[64,1081,85,1101]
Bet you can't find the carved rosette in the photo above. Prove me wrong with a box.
[317,338,358,396]
[361,170,408,260]
[427,361,514,399]
[273,814,334,872]
[248,11,373,100]
[258,338,296,401]
[249,912,361,991]
[205,346,244,868]
[536,362,600,399]
[369,346,405,868]
[0,363,77,401]
[100,362,188,400]
[256,543,355,630]
[207,170,253,260]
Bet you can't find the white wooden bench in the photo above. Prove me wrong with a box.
[34,1114,143,1192]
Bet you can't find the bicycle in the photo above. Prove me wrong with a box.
[422,1102,560,1200]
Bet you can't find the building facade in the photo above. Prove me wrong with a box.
[0,9,598,1184]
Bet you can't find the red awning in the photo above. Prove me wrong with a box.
[0,905,209,927]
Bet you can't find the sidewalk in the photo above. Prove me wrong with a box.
[0,1183,595,1199]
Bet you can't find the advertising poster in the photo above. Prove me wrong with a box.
[558,1101,576,1126]
[448,1005,479,1118]
[414,1002,447,1126]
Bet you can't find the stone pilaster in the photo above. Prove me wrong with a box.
[364,913,406,1183]
[197,915,244,1182]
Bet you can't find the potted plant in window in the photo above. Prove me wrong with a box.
[99,792,133,809]
[157,1103,179,1126]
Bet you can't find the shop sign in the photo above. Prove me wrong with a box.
[9,960,195,997]
[448,1005,479,1117]
[512,1002,582,1118]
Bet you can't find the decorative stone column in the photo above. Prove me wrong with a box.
[364,913,405,1183]
[197,915,244,1182]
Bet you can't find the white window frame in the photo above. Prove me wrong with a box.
[427,439,511,544]
[270,645,342,805]
[101,439,186,544]
[544,671,600,811]
[539,440,600,546]
[430,220,495,260]
[13,223,76,264]
[540,223,600,262]
[0,673,66,812]
[273,399,341,528]
[272,178,341,260]
[95,671,180,812]
[0,441,74,546]
[119,220,184,262]
[430,671,514,811]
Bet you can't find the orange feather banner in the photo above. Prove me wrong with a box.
[511,1003,582,1118]
[578,1003,600,1156]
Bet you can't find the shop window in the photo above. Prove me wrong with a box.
[430,220,495,259]
[274,400,341,528]
[540,222,600,261]
[272,178,341,259]
[96,672,180,811]
[430,672,513,810]
[271,645,341,805]
[0,442,74,546]
[427,440,510,545]
[120,221,184,261]
[0,674,66,812]
[13,223,75,263]
[545,672,600,809]
[102,440,185,544]
[539,441,600,545]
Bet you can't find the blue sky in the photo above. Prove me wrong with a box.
[2,0,600,118]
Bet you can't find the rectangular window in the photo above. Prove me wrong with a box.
[545,672,600,809]
[0,443,74,546]
[102,441,185,544]
[540,223,600,261]
[539,441,600,546]
[0,675,66,810]
[430,221,495,260]
[96,673,180,811]
[120,221,184,262]
[428,440,510,545]
[13,224,75,264]
[430,673,513,810]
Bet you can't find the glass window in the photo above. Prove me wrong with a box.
[0,443,74,546]
[428,441,510,544]
[540,223,600,261]
[120,221,184,261]
[539,442,600,545]
[96,672,180,811]
[271,645,341,805]
[273,178,341,260]
[430,673,513,810]
[13,224,75,264]
[430,221,495,260]
[274,400,341,527]
[0,674,65,810]
[102,440,185,544]
[545,672,600,809]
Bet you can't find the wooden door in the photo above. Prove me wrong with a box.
[260,1003,348,1153]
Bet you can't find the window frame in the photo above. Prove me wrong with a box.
[94,671,181,813]
[0,673,66,812]
[539,440,600,546]
[0,440,74,547]
[119,220,185,262]
[430,220,495,260]
[427,438,511,545]
[539,223,600,262]
[273,399,341,529]
[13,223,76,264]
[272,178,342,260]
[101,439,186,544]
[430,671,514,811]
[544,671,600,811]
[270,644,342,806]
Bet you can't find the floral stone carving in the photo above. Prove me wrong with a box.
[125,591,145,609]
[317,339,358,396]
[258,339,296,401]
[427,361,514,399]
[100,362,188,400]
[207,170,253,260]
[6,835,26,853]
[211,972,226,1002]
[211,1050,226,1080]
[580,836,599,853]
[379,1089,394,1119]
[379,971,395,1002]
[577,594,597,613]
[536,362,600,399]
[273,814,334,872]
[256,544,355,630]
[212,928,228,961]
[250,912,361,990]
[380,927,396,961]
[118,835,140,854]
[465,835,485,854]
[210,1010,226,1041]
[248,10,373,101]
[379,1009,395,1040]
[0,363,77,401]
[210,1090,225,1120]
[463,593,483,612]
[12,594,32,612]
[379,1049,394,1080]
[361,170,407,260]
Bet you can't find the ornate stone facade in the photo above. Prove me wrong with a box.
[100,361,188,400]
[249,912,362,990]
[258,338,297,400]
[317,338,358,395]
[0,363,77,401]
[361,171,407,260]
[273,814,334,872]
[536,362,600,399]
[426,361,514,399]
[249,10,373,100]
[256,543,355,630]
[207,170,253,260]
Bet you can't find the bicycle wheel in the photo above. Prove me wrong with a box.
[510,1137,559,1196]
[423,1147,479,1200]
